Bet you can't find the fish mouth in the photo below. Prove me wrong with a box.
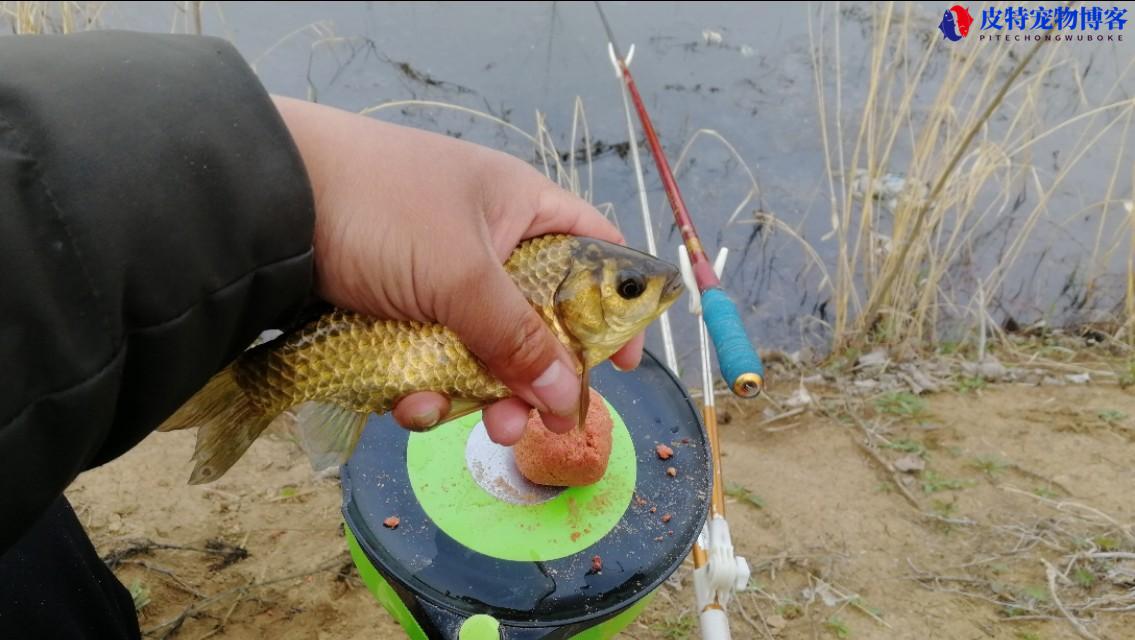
[661,268,685,304]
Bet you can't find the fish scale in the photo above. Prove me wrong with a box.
[159,234,683,484]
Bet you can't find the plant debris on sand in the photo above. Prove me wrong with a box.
[63,337,1133,639]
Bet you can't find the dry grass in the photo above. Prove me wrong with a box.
[808,2,1135,351]
[359,97,620,227]
[2,1,213,36]
[1,1,103,33]
[7,2,1132,359]
[907,487,1135,640]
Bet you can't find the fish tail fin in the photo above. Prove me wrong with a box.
[158,367,277,485]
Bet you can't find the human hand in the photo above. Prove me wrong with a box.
[272,96,644,445]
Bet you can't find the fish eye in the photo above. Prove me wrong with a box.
[616,272,646,300]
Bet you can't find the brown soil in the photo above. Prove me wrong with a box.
[68,378,1135,639]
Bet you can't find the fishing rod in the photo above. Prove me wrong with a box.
[595,1,765,399]
[595,4,762,638]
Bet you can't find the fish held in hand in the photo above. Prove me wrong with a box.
[159,235,684,484]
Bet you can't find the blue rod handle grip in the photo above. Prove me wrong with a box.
[701,288,765,397]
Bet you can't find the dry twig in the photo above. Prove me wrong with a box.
[1043,559,1101,640]
[143,553,350,639]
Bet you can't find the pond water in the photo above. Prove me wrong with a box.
[25,2,1135,383]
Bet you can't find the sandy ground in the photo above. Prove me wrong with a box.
[69,373,1135,639]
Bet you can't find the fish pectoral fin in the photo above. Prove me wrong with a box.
[439,398,485,424]
[289,402,369,472]
[576,352,590,431]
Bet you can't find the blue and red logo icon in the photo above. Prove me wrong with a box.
[938,5,975,40]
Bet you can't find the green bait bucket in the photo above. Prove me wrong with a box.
[341,351,709,639]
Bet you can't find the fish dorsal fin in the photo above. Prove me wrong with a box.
[289,402,369,471]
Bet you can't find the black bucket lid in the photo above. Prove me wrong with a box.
[342,350,709,636]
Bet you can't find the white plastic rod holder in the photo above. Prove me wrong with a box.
[679,246,728,314]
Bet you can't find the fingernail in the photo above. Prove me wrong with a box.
[539,411,577,434]
[408,408,440,431]
[532,360,579,417]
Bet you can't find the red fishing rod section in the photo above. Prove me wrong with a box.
[615,62,721,292]
[598,4,765,398]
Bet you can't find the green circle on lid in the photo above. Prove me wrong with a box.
[459,614,501,640]
[406,399,635,562]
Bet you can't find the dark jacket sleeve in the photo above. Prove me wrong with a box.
[0,31,315,551]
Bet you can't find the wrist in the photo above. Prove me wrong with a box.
[271,95,332,211]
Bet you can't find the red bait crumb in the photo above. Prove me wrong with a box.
[656,444,674,460]
[383,516,400,529]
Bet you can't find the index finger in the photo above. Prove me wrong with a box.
[609,332,645,371]
[526,187,624,245]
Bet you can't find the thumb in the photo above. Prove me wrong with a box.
[439,258,580,419]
